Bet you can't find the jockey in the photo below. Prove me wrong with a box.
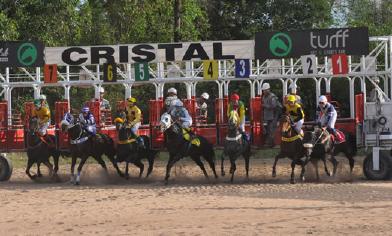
[316,95,338,137]
[196,92,209,120]
[39,94,49,108]
[283,94,305,135]
[125,96,145,148]
[79,106,96,136]
[169,99,192,131]
[32,98,51,137]
[227,93,249,141]
[284,83,303,106]
[164,87,179,111]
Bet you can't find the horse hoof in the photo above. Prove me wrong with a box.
[221,171,225,177]
[290,179,296,184]
[301,176,305,182]
[75,182,80,186]
[37,174,43,177]
[272,172,276,178]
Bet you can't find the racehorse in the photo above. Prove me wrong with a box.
[25,117,61,180]
[113,113,158,179]
[221,110,251,183]
[160,112,218,184]
[272,115,311,184]
[61,113,123,185]
[303,127,356,180]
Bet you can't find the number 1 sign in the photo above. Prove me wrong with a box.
[331,54,348,75]
[300,55,317,75]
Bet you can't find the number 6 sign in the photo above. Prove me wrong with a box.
[300,55,317,75]
[332,54,348,75]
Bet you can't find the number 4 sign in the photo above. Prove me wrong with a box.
[203,60,218,80]
[332,54,348,75]
[300,55,317,75]
[44,64,57,83]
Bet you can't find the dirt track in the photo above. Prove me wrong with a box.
[1,156,392,235]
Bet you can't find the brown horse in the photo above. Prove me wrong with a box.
[272,115,311,184]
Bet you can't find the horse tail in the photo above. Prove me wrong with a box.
[345,132,357,156]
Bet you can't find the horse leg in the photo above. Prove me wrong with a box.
[328,154,339,176]
[206,156,218,179]
[37,162,43,177]
[25,158,35,180]
[125,161,130,179]
[145,151,156,178]
[75,157,88,185]
[133,159,144,178]
[164,154,179,184]
[312,159,320,181]
[192,155,209,180]
[221,153,225,176]
[272,153,283,178]
[229,157,237,183]
[108,154,124,177]
[43,161,54,177]
[70,156,76,184]
[53,151,60,176]
[299,160,306,182]
[344,149,355,173]
[290,160,296,184]
[244,154,250,181]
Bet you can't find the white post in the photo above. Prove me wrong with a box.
[316,78,321,104]
[33,85,40,99]
[349,78,355,119]
[326,77,331,94]
[127,63,132,82]
[7,87,12,126]
[185,82,192,99]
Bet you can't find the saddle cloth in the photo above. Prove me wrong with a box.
[330,129,346,144]
[182,128,201,147]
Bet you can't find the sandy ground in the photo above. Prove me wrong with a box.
[1,155,392,235]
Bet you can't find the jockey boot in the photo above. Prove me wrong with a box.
[240,130,250,143]
[136,136,145,149]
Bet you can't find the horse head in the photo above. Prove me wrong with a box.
[228,110,240,135]
[279,115,292,133]
[60,112,74,132]
[160,112,173,132]
[113,115,132,141]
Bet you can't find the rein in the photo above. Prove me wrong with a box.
[68,124,89,144]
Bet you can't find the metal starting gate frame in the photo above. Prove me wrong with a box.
[1,36,392,179]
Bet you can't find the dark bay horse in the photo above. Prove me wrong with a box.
[303,127,356,180]
[160,112,218,184]
[272,115,311,184]
[113,115,158,179]
[221,110,251,183]
[61,113,122,185]
[26,117,61,180]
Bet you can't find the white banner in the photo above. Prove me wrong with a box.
[45,40,254,66]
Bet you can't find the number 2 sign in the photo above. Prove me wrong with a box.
[300,55,317,75]
[332,54,348,75]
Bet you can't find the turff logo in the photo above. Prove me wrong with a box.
[269,32,292,57]
[17,43,38,66]
[310,29,349,49]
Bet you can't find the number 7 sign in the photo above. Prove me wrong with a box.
[331,54,348,75]
[44,64,58,83]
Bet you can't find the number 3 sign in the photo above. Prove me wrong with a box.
[235,59,250,78]
[331,54,348,75]
[300,55,317,75]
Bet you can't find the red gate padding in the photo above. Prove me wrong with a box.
[149,99,164,149]
[0,102,7,152]
[183,98,196,122]
[215,98,228,124]
[355,93,364,123]
[55,100,69,150]
[250,96,262,147]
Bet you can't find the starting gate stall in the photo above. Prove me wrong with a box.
[55,100,69,150]
[149,99,164,149]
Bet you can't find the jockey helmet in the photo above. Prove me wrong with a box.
[230,93,240,101]
[287,95,296,103]
[39,94,47,100]
[99,87,105,93]
[261,83,270,90]
[33,99,41,107]
[201,92,209,100]
[168,87,177,95]
[288,83,297,90]
[127,97,137,103]
[318,95,328,103]
[82,106,90,113]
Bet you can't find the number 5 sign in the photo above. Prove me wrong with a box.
[300,55,317,75]
[44,64,57,83]
[235,59,250,78]
[203,60,218,80]
[331,54,348,75]
[134,63,149,81]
